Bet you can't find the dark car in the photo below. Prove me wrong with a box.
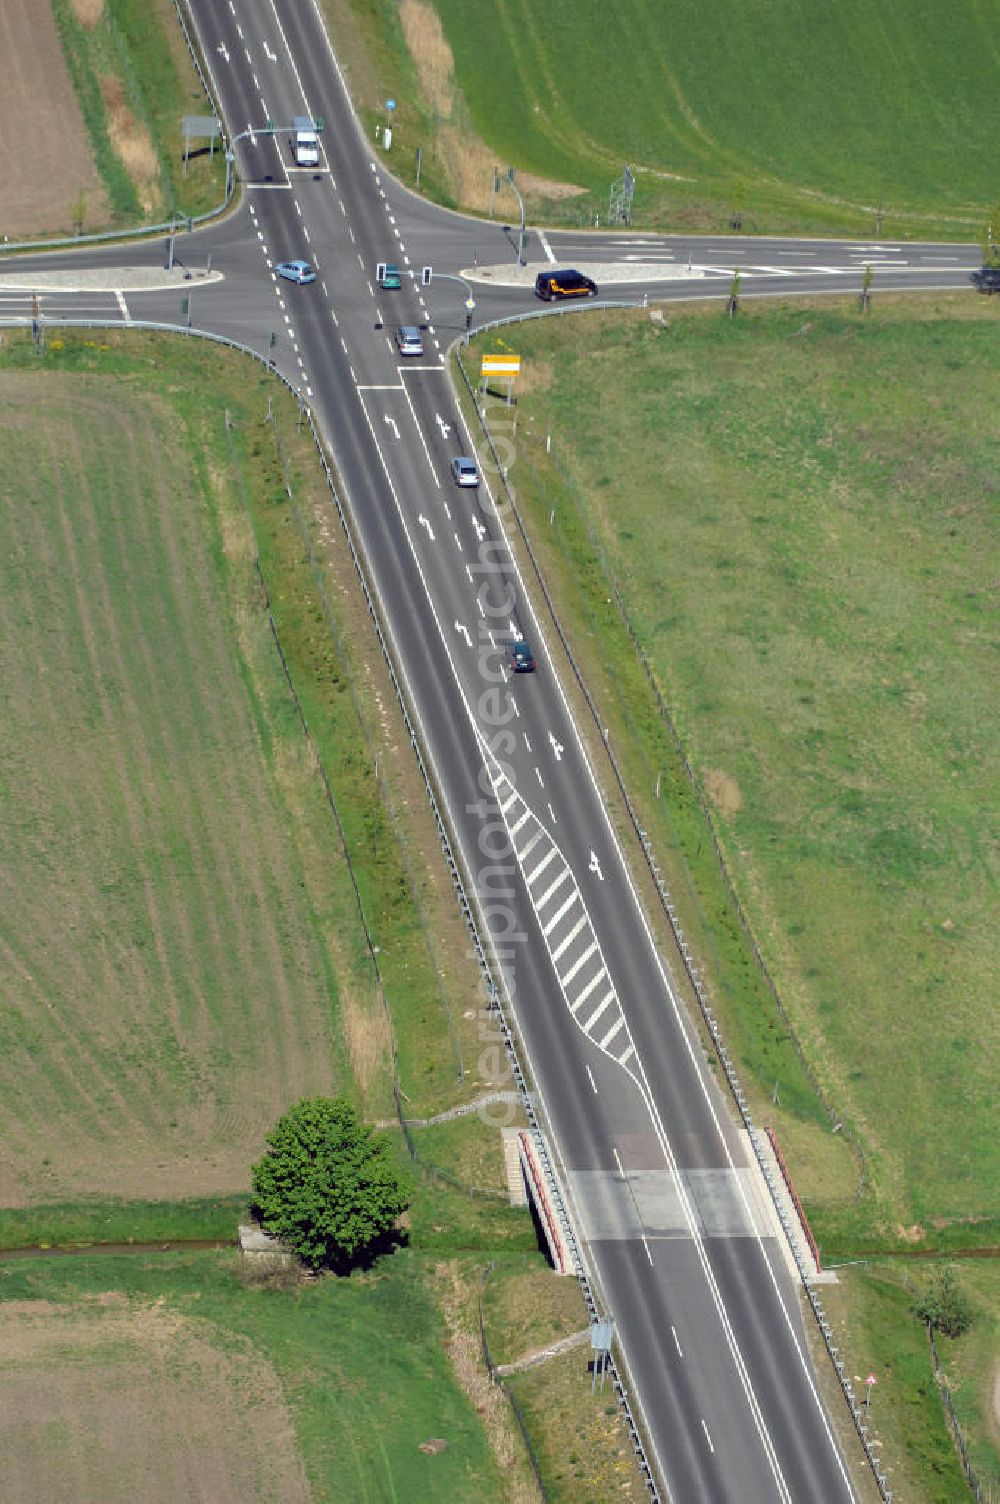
[535,269,598,302]
[971,265,1000,294]
[506,639,536,673]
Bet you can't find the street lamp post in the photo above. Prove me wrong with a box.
[506,167,526,266]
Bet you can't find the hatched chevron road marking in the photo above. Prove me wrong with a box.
[487,762,638,1070]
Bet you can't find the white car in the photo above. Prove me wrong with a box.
[450,456,479,487]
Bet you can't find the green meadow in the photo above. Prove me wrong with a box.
[345,0,1000,235]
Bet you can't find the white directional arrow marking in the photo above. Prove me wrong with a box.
[549,732,564,762]
[472,517,486,542]
[384,415,399,439]
[435,413,451,439]
[589,851,604,881]
[455,621,472,648]
[508,619,518,638]
[418,515,435,540]
[217,43,229,63]
[263,42,276,61]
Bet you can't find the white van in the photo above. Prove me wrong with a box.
[292,116,320,168]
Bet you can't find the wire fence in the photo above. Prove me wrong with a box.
[479,1261,551,1501]
[928,1325,997,1503]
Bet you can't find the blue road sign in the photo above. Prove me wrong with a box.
[386,98,396,112]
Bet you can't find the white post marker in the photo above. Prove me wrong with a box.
[865,1373,877,1414]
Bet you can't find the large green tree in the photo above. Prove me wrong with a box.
[251,1097,411,1271]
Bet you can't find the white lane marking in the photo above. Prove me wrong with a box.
[643,1236,654,1266]
[589,850,604,881]
[599,1016,626,1050]
[465,563,474,584]
[526,844,558,887]
[115,291,129,321]
[547,802,558,824]
[264,41,276,61]
[701,1420,715,1455]
[544,893,580,939]
[672,1326,684,1358]
[517,828,543,861]
[583,988,615,1033]
[453,530,463,552]
[535,865,571,911]
[550,913,588,965]
[577,969,610,1017]
[476,595,485,617]
[510,696,519,717]
[384,414,399,439]
[549,731,564,761]
[538,229,556,264]
[509,807,532,839]
[499,789,518,815]
[523,733,532,752]
[617,1042,635,1067]
[562,940,599,988]
[399,378,442,488]
[418,515,434,540]
[586,1064,598,1094]
[454,621,472,647]
[534,766,545,787]
[217,43,229,63]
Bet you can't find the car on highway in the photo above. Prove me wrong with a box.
[450,456,479,487]
[970,265,1000,294]
[535,269,598,301]
[506,638,536,673]
[378,264,402,289]
[395,325,424,356]
[275,259,317,285]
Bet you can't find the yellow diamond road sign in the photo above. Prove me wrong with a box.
[481,354,521,376]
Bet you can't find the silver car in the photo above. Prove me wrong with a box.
[450,456,479,487]
[395,325,424,356]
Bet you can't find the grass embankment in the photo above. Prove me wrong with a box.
[456,295,999,1495]
[50,0,224,233]
[333,0,995,238]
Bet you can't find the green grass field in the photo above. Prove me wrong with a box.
[341,0,1000,236]
[463,296,999,1248]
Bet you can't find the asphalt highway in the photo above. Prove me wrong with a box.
[1,3,981,1498]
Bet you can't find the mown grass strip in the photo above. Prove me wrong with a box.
[50,0,141,222]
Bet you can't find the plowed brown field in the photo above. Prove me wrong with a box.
[0,1296,311,1504]
[0,0,106,238]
